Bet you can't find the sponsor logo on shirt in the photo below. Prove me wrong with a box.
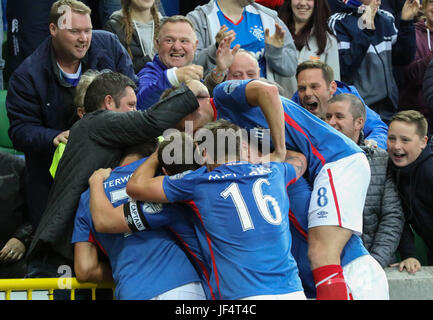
[223,81,241,95]
[249,25,264,41]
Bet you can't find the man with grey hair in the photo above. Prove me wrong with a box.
[325,93,404,269]
[136,15,204,110]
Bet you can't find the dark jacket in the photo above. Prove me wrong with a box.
[0,152,33,250]
[26,86,199,263]
[390,137,433,258]
[423,59,433,134]
[358,134,404,267]
[6,30,137,229]
[104,10,155,74]
[329,0,416,121]
[399,21,433,116]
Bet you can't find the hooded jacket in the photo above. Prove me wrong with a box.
[423,59,433,134]
[399,21,433,116]
[186,1,298,83]
[329,0,415,121]
[389,137,433,258]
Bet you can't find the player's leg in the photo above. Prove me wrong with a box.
[151,281,207,300]
[343,254,389,300]
[308,225,353,300]
[307,153,370,300]
[240,291,307,300]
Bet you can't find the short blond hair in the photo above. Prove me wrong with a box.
[49,0,91,26]
[390,110,428,138]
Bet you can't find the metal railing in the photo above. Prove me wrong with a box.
[0,277,115,300]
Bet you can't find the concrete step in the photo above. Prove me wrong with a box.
[385,266,433,300]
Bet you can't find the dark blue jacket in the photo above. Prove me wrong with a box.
[328,0,415,121]
[423,60,433,135]
[292,80,389,150]
[6,30,136,228]
[136,55,172,110]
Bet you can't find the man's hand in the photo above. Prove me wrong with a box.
[401,0,420,21]
[364,139,378,148]
[186,79,210,99]
[89,168,112,185]
[0,238,26,263]
[390,257,421,274]
[215,35,241,75]
[360,0,380,30]
[265,23,285,48]
[175,64,204,84]
[215,25,236,47]
[53,130,69,147]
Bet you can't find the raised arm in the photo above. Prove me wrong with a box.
[88,168,130,233]
[285,149,307,181]
[245,80,286,162]
[126,151,168,203]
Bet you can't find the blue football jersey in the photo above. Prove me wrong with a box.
[162,161,304,300]
[215,2,266,77]
[286,177,369,299]
[130,200,219,300]
[212,79,363,183]
[72,158,200,300]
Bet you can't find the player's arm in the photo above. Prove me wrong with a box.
[87,168,130,233]
[126,151,169,203]
[74,241,113,282]
[285,149,307,181]
[245,80,286,162]
[88,168,131,234]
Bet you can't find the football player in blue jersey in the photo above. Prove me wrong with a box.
[73,140,207,300]
[174,78,388,299]
[122,119,307,299]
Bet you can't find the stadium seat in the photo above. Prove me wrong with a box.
[0,90,22,155]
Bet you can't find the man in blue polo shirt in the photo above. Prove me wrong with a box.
[136,15,204,110]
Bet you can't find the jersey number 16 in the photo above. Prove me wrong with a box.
[221,178,283,231]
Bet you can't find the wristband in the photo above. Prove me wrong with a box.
[123,200,150,232]
[212,68,226,78]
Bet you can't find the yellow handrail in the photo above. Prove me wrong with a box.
[0,278,115,300]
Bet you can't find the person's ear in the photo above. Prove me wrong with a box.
[329,80,337,96]
[76,107,85,118]
[103,95,116,110]
[421,135,428,149]
[354,117,365,131]
[161,167,169,176]
[49,23,58,37]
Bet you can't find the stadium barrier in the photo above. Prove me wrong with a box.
[0,277,115,300]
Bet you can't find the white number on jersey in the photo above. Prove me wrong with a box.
[221,178,283,232]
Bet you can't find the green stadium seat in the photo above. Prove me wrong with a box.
[0,90,23,155]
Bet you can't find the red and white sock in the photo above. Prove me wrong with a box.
[312,264,353,300]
